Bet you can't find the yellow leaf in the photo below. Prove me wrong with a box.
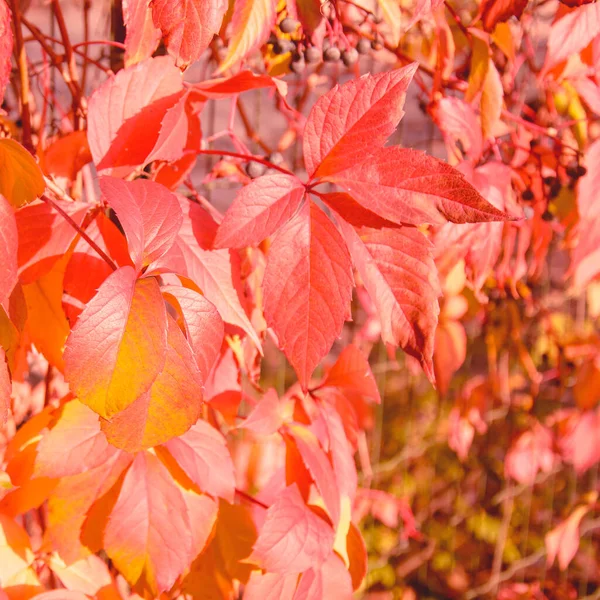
[492,22,514,62]
[465,32,490,102]
[0,139,45,208]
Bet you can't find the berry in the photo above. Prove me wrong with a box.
[279,17,299,33]
[541,209,553,221]
[342,48,359,67]
[543,175,557,186]
[290,54,306,74]
[273,39,295,55]
[323,46,341,62]
[305,46,321,63]
[522,189,534,201]
[356,38,371,54]
[246,161,266,179]
[268,151,284,166]
[577,165,587,178]
[549,181,562,197]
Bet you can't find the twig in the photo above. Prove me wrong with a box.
[9,0,33,151]
[235,488,269,509]
[41,185,118,271]
[197,149,295,176]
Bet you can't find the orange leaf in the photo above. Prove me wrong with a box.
[0,139,45,208]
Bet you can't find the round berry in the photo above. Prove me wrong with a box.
[279,17,299,33]
[246,161,266,179]
[521,189,534,201]
[305,46,321,63]
[549,181,562,197]
[273,39,295,55]
[577,165,587,178]
[268,151,284,166]
[342,48,358,67]
[541,209,553,221]
[290,54,306,74]
[323,46,341,62]
[356,38,371,54]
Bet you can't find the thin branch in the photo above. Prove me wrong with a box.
[235,488,269,509]
[41,186,118,272]
[197,149,295,176]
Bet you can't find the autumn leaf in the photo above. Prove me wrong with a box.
[546,505,590,570]
[303,65,417,179]
[293,553,353,600]
[214,173,306,249]
[217,0,277,73]
[162,418,236,502]
[249,484,335,573]
[0,348,9,426]
[263,201,353,388]
[343,221,441,378]
[152,0,228,67]
[244,571,298,600]
[0,0,12,105]
[0,139,45,208]
[325,147,510,226]
[64,267,168,419]
[0,195,18,304]
[103,451,193,594]
[479,0,528,32]
[100,316,204,451]
[122,0,161,66]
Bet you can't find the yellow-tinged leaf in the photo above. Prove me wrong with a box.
[492,22,514,61]
[465,32,490,102]
[481,59,503,139]
[0,139,45,208]
[0,514,35,586]
[64,267,168,419]
[377,0,402,46]
[217,0,277,73]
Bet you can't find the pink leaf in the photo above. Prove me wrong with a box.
[326,147,511,226]
[303,65,418,179]
[104,452,192,594]
[337,220,440,380]
[434,97,483,162]
[192,70,288,98]
[0,195,17,304]
[0,0,12,105]
[560,409,600,474]
[244,571,298,600]
[250,483,335,573]
[545,3,600,71]
[99,177,182,271]
[163,419,236,502]
[123,0,161,66]
[214,174,305,249]
[35,400,118,478]
[545,505,589,570]
[161,285,224,384]
[505,423,556,485]
[151,0,227,67]
[263,201,353,388]
[293,553,353,600]
[241,388,286,435]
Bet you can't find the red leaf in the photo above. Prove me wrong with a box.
[0,348,9,426]
[326,147,510,226]
[153,200,261,348]
[338,220,440,380]
[192,70,287,98]
[505,423,556,485]
[406,0,445,28]
[163,419,236,502]
[545,3,600,71]
[15,199,89,284]
[64,267,168,419]
[572,139,600,290]
[180,490,218,559]
[0,195,18,304]
[560,410,600,474]
[161,285,224,383]
[35,400,118,478]
[0,0,12,105]
[433,320,467,396]
[263,201,353,387]
[303,65,417,179]
[250,483,335,573]
[99,177,183,271]
[104,451,192,594]
[87,57,185,172]
[100,316,204,451]
[152,0,227,67]
[214,174,305,249]
[434,97,483,162]
[286,423,341,526]
[123,0,161,66]
[479,0,528,31]
[319,191,399,230]
[322,344,381,404]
